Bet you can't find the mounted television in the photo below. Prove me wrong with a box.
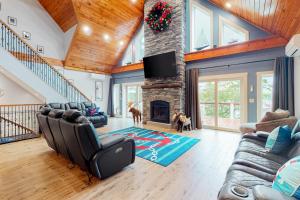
[143,51,177,78]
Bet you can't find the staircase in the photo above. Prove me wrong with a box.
[0,19,90,103]
[0,20,92,144]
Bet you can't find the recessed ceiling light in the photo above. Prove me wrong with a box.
[82,25,92,36]
[131,0,137,4]
[103,34,110,41]
[225,2,232,9]
[119,41,124,46]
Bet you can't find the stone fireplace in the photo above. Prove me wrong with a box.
[142,0,185,127]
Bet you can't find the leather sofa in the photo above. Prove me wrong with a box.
[46,102,108,128]
[36,108,135,179]
[218,132,300,200]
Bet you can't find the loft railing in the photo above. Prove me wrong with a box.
[0,104,43,144]
[0,20,90,102]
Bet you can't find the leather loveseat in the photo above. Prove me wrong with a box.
[36,108,135,179]
[218,131,300,200]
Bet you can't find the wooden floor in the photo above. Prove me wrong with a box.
[0,118,242,200]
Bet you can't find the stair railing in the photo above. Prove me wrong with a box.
[0,104,43,144]
[0,19,91,102]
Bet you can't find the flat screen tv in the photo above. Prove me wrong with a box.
[143,51,177,78]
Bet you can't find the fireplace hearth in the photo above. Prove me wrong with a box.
[150,100,170,124]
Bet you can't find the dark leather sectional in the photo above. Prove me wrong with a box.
[36,108,135,179]
[47,102,108,128]
[218,132,299,200]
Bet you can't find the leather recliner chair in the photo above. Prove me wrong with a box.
[36,107,57,153]
[59,110,135,179]
[46,103,66,110]
[47,109,72,161]
[81,102,108,127]
[65,102,107,128]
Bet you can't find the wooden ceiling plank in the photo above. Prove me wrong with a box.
[210,0,300,40]
[280,0,300,39]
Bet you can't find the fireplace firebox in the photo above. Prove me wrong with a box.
[150,100,170,124]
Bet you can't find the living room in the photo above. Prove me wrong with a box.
[0,0,300,200]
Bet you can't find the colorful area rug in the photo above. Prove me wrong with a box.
[109,127,200,167]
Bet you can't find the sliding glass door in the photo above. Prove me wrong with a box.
[199,73,247,131]
[113,84,122,117]
[125,84,143,118]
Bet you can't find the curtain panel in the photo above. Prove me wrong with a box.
[272,57,295,116]
[185,68,202,129]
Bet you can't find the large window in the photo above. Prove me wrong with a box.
[122,25,144,66]
[134,25,144,62]
[122,42,133,66]
[219,16,249,46]
[199,73,248,131]
[257,71,274,120]
[190,1,213,52]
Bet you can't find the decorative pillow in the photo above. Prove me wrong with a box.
[265,125,292,153]
[260,109,290,122]
[272,156,300,199]
[86,108,97,116]
[291,120,300,138]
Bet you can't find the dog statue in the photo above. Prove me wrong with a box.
[128,102,142,123]
[172,112,192,132]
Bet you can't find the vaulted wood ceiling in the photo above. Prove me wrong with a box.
[39,0,300,74]
[39,0,144,74]
[209,0,300,39]
[39,0,77,32]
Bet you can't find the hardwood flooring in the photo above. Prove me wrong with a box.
[0,118,241,200]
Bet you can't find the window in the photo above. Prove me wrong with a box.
[257,71,274,120]
[190,1,213,52]
[219,16,249,46]
[121,25,144,66]
[122,42,133,66]
[134,25,144,63]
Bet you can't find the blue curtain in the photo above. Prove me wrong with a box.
[107,78,114,117]
[273,57,295,115]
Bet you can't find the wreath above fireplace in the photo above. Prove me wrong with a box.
[145,1,173,32]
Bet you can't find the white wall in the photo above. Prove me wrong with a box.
[0,70,43,104]
[0,0,65,59]
[55,66,111,112]
[0,47,68,103]
[295,57,300,118]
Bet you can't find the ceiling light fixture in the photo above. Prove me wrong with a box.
[103,34,110,41]
[82,25,92,36]
[225,2,232,9]
[131,0,137,4]
[119,41,124,46]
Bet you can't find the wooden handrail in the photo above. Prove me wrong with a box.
[0,19,91,102]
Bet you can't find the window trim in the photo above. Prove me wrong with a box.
[219,16,249,46]
[256,71,274,121]
[190,0,214,52]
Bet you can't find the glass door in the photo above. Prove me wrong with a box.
[199,81,216,127]
[113,84,122,117]
[199,73,247,131]
[217,80,241,130]
[125,84,143,118]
